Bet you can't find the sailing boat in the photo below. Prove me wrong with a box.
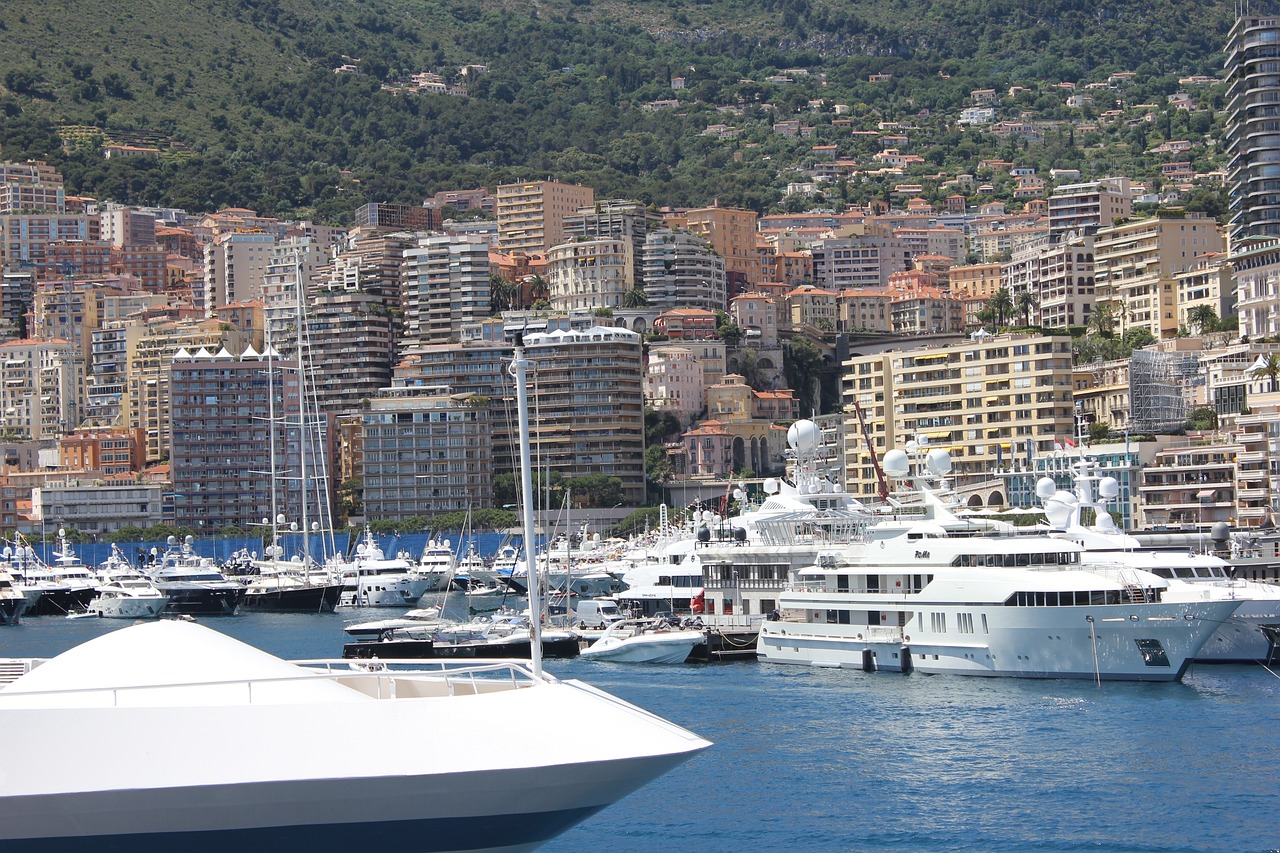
[241,259,344,612]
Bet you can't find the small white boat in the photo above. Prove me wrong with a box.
[0,621,709,851]
[580,619,703,664]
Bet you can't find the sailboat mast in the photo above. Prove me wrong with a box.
[265,319,281,560]
[294,254,312,565]
[510,332,544,677]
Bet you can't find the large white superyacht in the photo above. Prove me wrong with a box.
[1036,458,1280,664]
[758,448,1240,681]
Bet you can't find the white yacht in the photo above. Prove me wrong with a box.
[84,573,168,619]
[0,620,710,851]
[0,570,23,625]
[339,527,431,608]
[759,448,1241,681]
[415,538,457,593]
[150,537,246,615]
[1036,460,1280,664]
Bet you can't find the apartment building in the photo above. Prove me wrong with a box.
[1093,212,1224,339]
[1225,14,1280,246]
[1046,177,1132,240]
[545,238,633,313]
[203,230,277,313]
[1229,237,1280,339]
[681,205,763,289]
[31,481,167,535]
[563,199,663,292]
[496,180,595,255]
[841,333,1076,499]
[0,213,90,266]
[168,348,319,530]
[126,319,250,461]
[642,228,726,312]
[0,338,84,440]
[809,232,910,290]
[361,386,492,520]
[645,345,704,422]
[401,234,492,346]
[522,326,647,505]
[304,288,396,417]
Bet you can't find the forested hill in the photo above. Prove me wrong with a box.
[0,0,1244,222]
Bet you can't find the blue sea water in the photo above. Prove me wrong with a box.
[4,610,1279,853]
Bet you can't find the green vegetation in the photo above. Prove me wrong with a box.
[0,0,1239,222]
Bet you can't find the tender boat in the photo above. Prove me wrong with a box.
[0,620,709,852]
[343,613,582,661]
[580,619,703,664]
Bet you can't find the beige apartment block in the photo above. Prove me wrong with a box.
[682,205,763,287]
[1093,212,1224,340]
[841,333,1076,499]
[495,180,595,255]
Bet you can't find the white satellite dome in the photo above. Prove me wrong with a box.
[1098,476,1120,499]
[787,420,820,454]
[1035,477,1058,500]
[882,449,910,479]
[924,448,952,476]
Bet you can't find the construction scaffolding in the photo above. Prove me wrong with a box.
[1129,348,1196,433]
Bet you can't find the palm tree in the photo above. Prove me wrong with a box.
[1014,289,1039,327]
[987,288,1014,328]
[488,273,515,314]
[622,285,649,309]
[1088,302,1117,339]
[1248,352,1280,392]
[1188,305,1219,336]
[520,274,549,310]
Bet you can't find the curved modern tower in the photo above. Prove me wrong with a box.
[1226,13,1280,245]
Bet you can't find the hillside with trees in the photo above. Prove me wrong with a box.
[0,0,1242,220]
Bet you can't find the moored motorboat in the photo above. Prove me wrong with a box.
[580,619,703,664]
[0,570,23,625]
[83,574,168,619]
[0,620,709,851]
[240,572,343,613]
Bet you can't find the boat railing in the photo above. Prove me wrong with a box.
[0,658,550,703]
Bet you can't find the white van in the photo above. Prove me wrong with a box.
[572,599,624,629]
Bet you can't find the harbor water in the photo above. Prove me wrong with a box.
[3,610,1279,853]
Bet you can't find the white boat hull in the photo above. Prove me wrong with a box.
[0,752,691,853]
[85,595,168,620]
[580,630,703,664]
[759,600,1241,681]
[0,622,709,852]
[1192,599,1280,662]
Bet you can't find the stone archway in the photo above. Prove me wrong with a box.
[732,436,746,472]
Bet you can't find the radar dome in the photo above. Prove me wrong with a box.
[1098,477,1120,499]
[1035,477,1058,500]
[1211,521,1230,542]
[882,449,910,479]
[787,420,820,454]
[763,478,780,495]
[924,448,952,476]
